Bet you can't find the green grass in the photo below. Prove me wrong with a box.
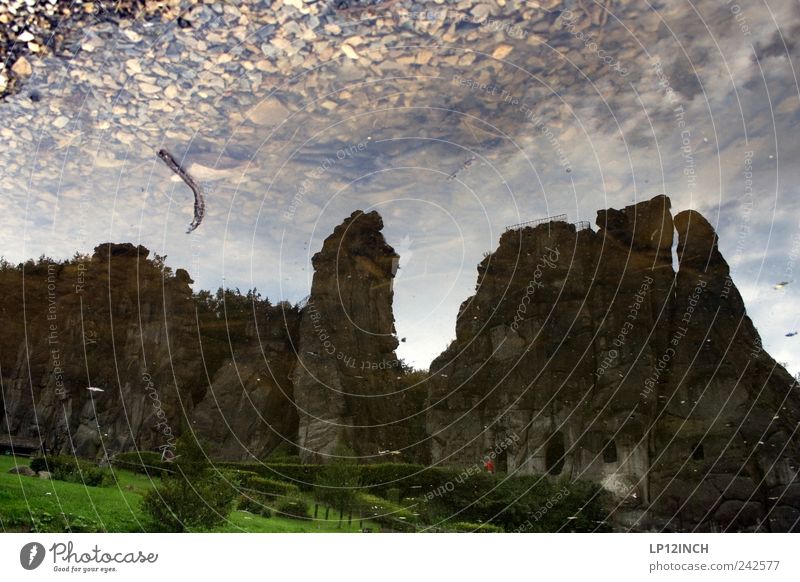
[225,509,376,533]
[0,455,380,533]
[0,455,147,532]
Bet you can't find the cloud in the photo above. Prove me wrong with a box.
[0,0,797,375]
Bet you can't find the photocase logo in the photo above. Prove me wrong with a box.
[20,542,46,570]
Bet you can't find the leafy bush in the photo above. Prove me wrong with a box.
[142,472,237,531]
[313,447,361,514]
[355,492,416,531]
[141,433,237,532]
[33,456,113,487]
[241,475,300,498]
[238,495,273,518]
[29,457,48,473]
[218,462,321,490]
[449,521,503,533]
[275,496,310,519]
[111,451,172,477]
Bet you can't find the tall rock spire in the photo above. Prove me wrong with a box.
[292,210,408,462]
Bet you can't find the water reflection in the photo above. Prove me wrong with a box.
[0,0,798,371]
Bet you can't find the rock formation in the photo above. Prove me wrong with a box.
[189,303,301,460]
[0,243,200,460]
[292,210,424,462]
[2,200,798,531]
[0,243,301,462]
[426,195,800,531]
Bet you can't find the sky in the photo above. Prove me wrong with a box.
[0,0,798,373]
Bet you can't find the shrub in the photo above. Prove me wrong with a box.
[355,493,417,531]
[141,432,237,532]
[449,521,503,533]
[218,462,321,490]
[141,472,237,531]
[29,457,48,473]
[34,456,113,487]
[275,496,310,519]
[111,451,171,477]
[241,476,300,498]
[238,495,273,518]
[313,447,361,514]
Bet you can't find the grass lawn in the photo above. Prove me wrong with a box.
[0,454,148,532]
[0,455,380,533]
[225,509,377,533]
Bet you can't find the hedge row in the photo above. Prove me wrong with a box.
[239,474,301,498]
[355,493,417,532]
[109,454,458,497]
[219,462,465,497]
[111,451,173,477]
[238,495,273,518]
[449,522,504,533]
[274,496,311,519]
[30,456,113,487]
[220,463,321,490]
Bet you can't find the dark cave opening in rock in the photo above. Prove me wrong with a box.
[545,432,566,476]
[603,439,618,463]
[496,446,508,473]
[692,441,705,461]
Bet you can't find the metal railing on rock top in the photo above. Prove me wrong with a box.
[505,214,567,231]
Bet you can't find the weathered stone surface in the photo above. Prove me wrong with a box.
[426,195,800,531]
[0,243,301,462]
[648,210,800,532]
[292,210,424,462]
[0,211,428,465]
[8,465,36,477]
[0,243,199,460]
[191,310,301,459]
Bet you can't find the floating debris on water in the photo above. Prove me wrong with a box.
[157,149,206,233]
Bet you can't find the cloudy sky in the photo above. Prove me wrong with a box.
[0,0,798,373]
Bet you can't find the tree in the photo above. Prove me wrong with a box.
[313,445,361,527]
[141,431,237,532]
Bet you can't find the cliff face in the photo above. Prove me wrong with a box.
[649,210,800,531]
[426,196,800,532]
[292,210,423,462]
[0,212,424,465]
[0,244,200,459]
[2,202,798,530]
[189,304,301,460]
[0,244,301,461]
